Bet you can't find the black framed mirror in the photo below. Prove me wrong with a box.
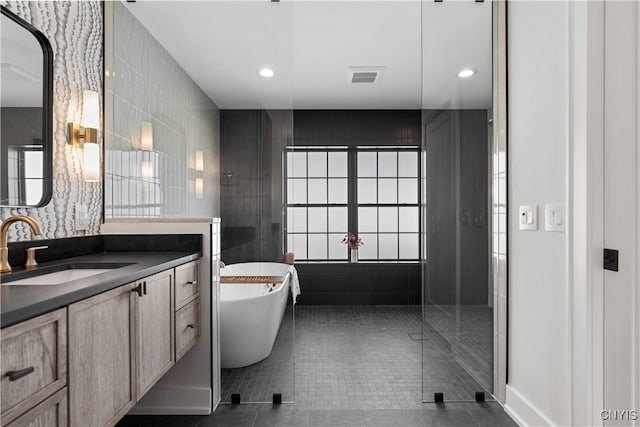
[0,6,53,207]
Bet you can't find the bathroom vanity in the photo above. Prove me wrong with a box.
[0,235,202,427]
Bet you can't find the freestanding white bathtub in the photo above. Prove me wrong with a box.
[220,262,292,369]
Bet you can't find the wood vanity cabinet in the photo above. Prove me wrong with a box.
[175,261,198,308]
[6,387,67,427]
[68,270,174,427]
[3,260,197,427]
[0,308,67,426]
[68,284,136,427]
[134,269,174,397]
[174,260,200,361]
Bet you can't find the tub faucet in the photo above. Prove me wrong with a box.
[219,260,225,269]
[1,215,43,273]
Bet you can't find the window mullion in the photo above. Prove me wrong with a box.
[348,147,358,247]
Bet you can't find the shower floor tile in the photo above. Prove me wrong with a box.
[118,306,515,426]
[118,402,516,427]
[221,305,493,410]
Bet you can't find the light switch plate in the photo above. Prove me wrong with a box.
[519,204,537,231]
[545,203,565,232]
[75,203,88,231]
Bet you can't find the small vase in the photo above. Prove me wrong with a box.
[350,248,358,263]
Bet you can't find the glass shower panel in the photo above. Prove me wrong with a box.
[421,0,494,403]
[207,1,296,405]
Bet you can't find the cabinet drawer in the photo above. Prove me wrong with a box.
[175,261,199,308]
[1,309,66,425]
[175,298,200,361]
[6,387,67,427]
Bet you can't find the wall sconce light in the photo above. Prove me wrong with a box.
[68,90,100,181]
[83,142,100,182]
[141,121,153,151]
[141,161,153,180]
[195,150,204,172]
[195,177,204,199]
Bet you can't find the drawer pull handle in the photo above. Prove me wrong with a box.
[132,283,142,297]
[185,280,198,286]
[143,281,147,295]
[186,324,197,329]
[6,367,35,381]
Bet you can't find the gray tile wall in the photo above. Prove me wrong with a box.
[220,110,288,263]
[104,2,220,219]
[424,109,489,305]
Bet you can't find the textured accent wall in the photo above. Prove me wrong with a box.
[104,2,220,219]
[0,1,103,241]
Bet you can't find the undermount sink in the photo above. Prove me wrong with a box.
[2,263,134,286]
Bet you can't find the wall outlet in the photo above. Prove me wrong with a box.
[75,204,88,231]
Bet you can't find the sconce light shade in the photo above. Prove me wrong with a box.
[141,161,153,179]
[83,142,100,182]
[68,90,100,147]
[81,90,100,129]
[195,177,204,199]
[67,90,101,181]
[195,150,204,172]
[141,121,153,151]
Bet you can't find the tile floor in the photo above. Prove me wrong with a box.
[118,305,515,426]
[118,402,516,427]
[222,305,492,407]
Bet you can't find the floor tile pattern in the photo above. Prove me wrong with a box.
[118,402,517,427]
[119,306,514,426]
[423,305,493,391]
[221,306,491,408]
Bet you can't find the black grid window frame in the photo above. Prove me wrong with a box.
[284,145,421,262]
[354,147,421,261]
[284,147,350,261]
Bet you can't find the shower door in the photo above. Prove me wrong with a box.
[420,0,496,403]
[210,1,296,405]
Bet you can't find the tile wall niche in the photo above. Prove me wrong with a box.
[104,2,220,219]
[0,1,103,242]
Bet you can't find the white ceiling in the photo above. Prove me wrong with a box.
[125,0,492,110]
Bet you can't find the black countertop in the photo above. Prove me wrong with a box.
[1,251,201,328]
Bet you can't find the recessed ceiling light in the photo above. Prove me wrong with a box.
[458,69,476,78]
[258,68,274,78]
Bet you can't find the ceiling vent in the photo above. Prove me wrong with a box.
[347,66,385,84]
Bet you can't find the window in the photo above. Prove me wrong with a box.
[285,146,420,261]
[7,146,44,206]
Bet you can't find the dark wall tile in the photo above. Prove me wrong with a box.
[293,110,421,146]
[294,263,421,305]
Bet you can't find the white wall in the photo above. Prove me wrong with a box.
[506,2,571,425]
[507,2,639,426]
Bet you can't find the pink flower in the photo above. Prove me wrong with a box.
[341,232,363,249]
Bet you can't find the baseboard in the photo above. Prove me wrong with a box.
[128,387,212,415]
[505,385,556,427]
